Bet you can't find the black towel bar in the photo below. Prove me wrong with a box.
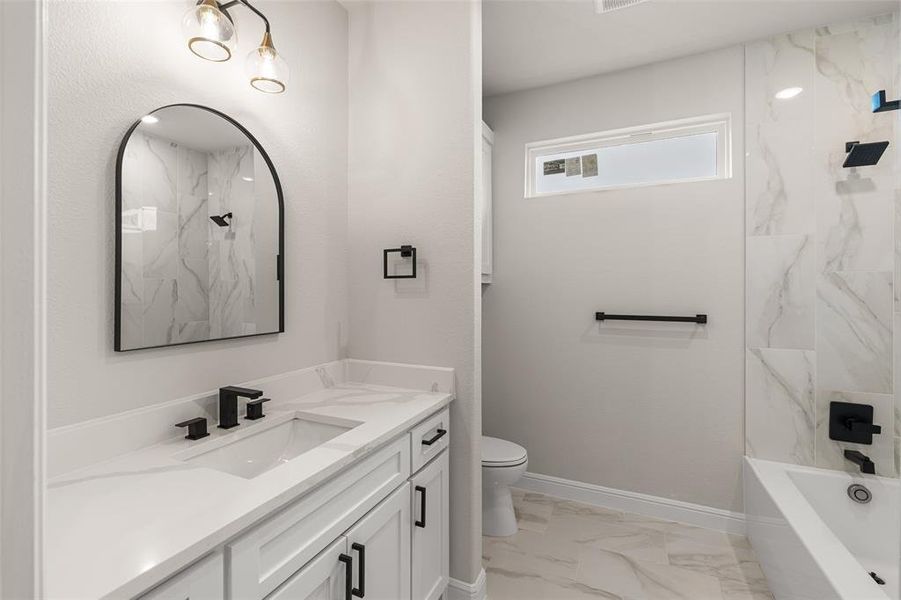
[595,312,708,324]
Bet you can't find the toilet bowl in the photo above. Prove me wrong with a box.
[481,436,528,537]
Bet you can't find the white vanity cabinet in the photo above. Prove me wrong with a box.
[138,552,224,600]
[267,538,350,600]
[259,481,411,600]
[137,409,450,600]
[345,484,412,599]
[227,437,410,599]
[411,450,450,600]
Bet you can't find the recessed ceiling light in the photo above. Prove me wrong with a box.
[242,176,254,182]
[595,0,649,14]
[775,87,804,100]
[141,115,159,124]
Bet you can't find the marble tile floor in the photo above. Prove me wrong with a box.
[483,489,773,600]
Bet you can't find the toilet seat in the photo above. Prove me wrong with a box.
[482,436,527,467]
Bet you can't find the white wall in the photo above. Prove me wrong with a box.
[46,0,349,427]
[1,0,45,594]
[483,46,746,512]
[346,0,483,585]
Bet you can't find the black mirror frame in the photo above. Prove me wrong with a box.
[114,103,285,352]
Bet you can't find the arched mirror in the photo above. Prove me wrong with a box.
[115,104,284,351]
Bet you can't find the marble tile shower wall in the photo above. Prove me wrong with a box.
[207,145,258,339]
[745,14,901,477]
[120,132,257,347]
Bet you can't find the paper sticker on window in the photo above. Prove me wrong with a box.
[543,159,565,175]
[565,157,581,177]
[581,154,598,177]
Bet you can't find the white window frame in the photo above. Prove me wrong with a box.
[524,113,732,199]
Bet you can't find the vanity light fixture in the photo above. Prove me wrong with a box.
[140,114,159,124]
[774,87,803,100]
[182,0,289,94]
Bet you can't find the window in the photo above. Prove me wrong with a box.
[524,114,732,198]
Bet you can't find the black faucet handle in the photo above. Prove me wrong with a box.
[246,397,271,420]
[175,417,210,441]
[220,385,264,399]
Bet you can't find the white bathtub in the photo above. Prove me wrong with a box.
[744,458,899,600]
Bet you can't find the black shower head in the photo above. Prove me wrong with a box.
[843,141,889,168]
[210,212,233,227]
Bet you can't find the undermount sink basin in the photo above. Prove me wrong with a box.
[179,414,360,479]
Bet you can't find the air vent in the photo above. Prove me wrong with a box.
[595,0,650,14]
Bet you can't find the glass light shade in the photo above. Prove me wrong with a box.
[182,0,237,62]
[246,35,289,94]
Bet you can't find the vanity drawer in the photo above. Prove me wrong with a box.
[227,437,410,600]
[410,409,449,474]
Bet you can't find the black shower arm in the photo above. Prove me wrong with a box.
[220,0,270,33]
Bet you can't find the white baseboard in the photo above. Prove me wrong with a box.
[446,568,487,600]
[517,472,746,536]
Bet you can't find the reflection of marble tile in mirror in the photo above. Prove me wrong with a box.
[176,257,210,325]
[143,209,178,280]
[117,105,281,350]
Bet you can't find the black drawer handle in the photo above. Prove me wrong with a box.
[415,485,427,528]
[351,543,365,597]
[422,428,447,446]
[338,553,353,600]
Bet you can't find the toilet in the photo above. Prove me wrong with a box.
[481,436,528,537]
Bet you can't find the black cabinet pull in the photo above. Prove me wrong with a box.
[421,428,447,446]
[351,543,365,597]
[338,554,353,600]
[415,485,427,528]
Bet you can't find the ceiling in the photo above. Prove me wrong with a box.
[483,0,898,97]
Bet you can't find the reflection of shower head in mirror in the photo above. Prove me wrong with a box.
[843,141,889,168]
[210,212,233,227]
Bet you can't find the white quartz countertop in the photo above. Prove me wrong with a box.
[46,383,451,599]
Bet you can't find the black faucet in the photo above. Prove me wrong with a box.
[844,450,876,474]
[218,386,263,429]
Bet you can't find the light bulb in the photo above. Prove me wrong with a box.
[182,0,237,62]
[246,32,289,94]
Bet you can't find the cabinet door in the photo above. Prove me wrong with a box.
[345,483,412,600]
[267,537,351,600]
[138,552,224,600]
[411,451,449,600]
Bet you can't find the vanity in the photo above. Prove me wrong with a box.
[45,360,453,600]
[46,106,457,599]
